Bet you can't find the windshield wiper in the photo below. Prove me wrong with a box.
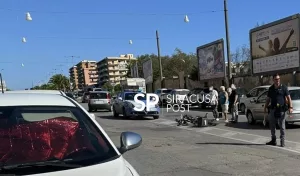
[0,159,81,170]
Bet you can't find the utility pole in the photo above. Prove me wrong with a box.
[0,73,4,93]
[156,30,163,88]
[224,0,232,86]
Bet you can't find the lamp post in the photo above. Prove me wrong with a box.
[224,0,232,86]
[156,30,163,88]
[0,69,4,93]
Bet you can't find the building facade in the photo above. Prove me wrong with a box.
[97,54,136,86]
[69,66,78,89]
[70,60,98,90]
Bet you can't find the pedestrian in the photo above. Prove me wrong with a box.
[264,73,293,147]
[219,86,229,123]
[227,88,232,113]
[209,86,219,121]
[229,84,239,123]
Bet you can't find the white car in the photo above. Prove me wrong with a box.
[239,85,270,113]
[246,87,300,125]
[0,93,141,176]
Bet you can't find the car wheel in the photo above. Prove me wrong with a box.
[246,111,255,125]
[240,104,246,114]
[113,106,119,117]
[153,116,159,119]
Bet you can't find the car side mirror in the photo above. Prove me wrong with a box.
[246,93,250,97]
[89,113,96,120]
[118,97,123,101]
[119,132,142,154]
[250,99,257,103]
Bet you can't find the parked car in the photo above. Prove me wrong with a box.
[113,91,160,119]
[88,91,112,112]
[239,85,270,113]
[166,89,190,105]
[154,88,173,105]
[246,86,300,125]
[187,88,204,106]
[0,93,141,175]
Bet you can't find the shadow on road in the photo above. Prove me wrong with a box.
[196,142,265,146]
[97,115,153,120]
[224,122,269,130]
[224,121,300,130]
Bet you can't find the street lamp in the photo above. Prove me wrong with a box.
[22,37,27,43]
[26,12,32,21]
[184,15,189,23]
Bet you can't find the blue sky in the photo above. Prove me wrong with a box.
[1,0,300,90]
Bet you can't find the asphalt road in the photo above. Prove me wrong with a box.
[81,103,300,176]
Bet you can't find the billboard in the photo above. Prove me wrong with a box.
[250,14,300,75]
[142,59,153,84]
[130,61,139,78]
[197,39,225,80]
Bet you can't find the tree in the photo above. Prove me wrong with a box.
[114,84,122,92]
[48,74,70,91]
[102,82,113,92]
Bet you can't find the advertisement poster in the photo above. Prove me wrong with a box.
[142,59,153,84]
[197,39,225,80]
[251,17,299,74]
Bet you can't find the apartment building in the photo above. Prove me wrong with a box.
[74,60,98,89]
[97,54,136,85]
[69,66,78,89]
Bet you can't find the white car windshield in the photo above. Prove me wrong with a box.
[0,106,118,175]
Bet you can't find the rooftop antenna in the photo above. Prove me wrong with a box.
[0,70,4,93]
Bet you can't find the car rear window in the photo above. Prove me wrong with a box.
[175,91,190,95]
[90,93,108,99]
[162,90,172,93]
[289,90,300,100]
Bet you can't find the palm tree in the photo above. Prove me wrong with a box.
[48,74,70,91]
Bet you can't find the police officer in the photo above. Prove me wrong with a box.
[264,73,293,147]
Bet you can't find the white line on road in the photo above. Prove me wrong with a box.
[152,118,300,155]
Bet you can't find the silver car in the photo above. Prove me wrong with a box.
[246,86,300,125]
[88,91,112,112]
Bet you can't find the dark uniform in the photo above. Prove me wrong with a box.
[266,84,289,147]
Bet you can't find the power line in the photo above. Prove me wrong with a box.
[0,8,223,16]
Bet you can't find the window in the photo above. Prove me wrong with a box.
[257,88,267,96]
[124,93,146,100]
[289,90,300,100]
[90,93,108,99]
[155,90,161,94]
[0,106,118,172]
[257,91,268,103]
[247,88,257,97]
[175,90,190,95]
[162,89,172,94]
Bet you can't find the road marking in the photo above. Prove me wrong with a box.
[152,118,300,155]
